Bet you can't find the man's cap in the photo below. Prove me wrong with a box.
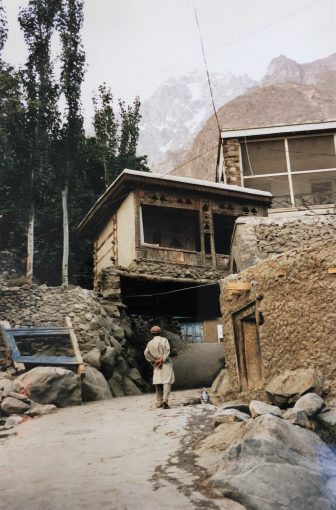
[150,325,161,334]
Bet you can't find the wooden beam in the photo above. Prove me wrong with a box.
[65,317,85,377]
[0,321,25,372]
[226,281,251,291]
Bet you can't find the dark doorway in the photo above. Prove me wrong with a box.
[232,303,263,391]
[213,214,236,254]
[120,276,220,320]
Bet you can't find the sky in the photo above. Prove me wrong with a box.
[2,0,336,126]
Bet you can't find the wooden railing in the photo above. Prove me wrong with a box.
[140,244,229,269]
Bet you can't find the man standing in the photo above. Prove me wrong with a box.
[144,325,175,409]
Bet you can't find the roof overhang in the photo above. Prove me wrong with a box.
[220,120,336,140]
[78,169,272,236]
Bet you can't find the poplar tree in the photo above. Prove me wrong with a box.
[58,0,85,285]
[93,83,118,188]
[93,90,149,186]
[18,0,60,282]
[0,0,7,55]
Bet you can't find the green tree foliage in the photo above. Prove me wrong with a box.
[57,0,86,284]
[93,83,118,187]
[18,0,61,281]
[0,0,8,54]
[0,0,149,286]
[93,86,149,187]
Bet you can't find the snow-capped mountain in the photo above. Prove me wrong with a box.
[138,70,256,168]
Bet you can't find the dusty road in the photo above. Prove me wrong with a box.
[0,391,239,510]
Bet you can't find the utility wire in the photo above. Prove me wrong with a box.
[124,281,218,299]
[192,0,221,136]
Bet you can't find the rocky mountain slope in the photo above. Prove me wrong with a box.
[138,70,256,167]
[161,53,336,181]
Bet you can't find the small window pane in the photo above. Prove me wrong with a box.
[244,175,292,208]
[292,171,336,207]
[241,139,287,176]
[288,135,336,172]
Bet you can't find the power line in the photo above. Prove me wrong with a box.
[124,282,218,299]
[192,0,221,136]
[160,143,219,176]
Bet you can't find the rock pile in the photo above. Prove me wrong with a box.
[196,369,336,510]
[0,371,58,438]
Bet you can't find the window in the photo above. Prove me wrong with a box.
[213,214,236,254]
[241,139,287,175]
[180,322,203,343]
[241,133,336,208]
[141,205,201,251]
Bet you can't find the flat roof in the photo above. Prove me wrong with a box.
[220,120,336,139]
[78,169,272,235]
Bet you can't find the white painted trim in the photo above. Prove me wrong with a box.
[285,138,295,207]
[243,167,336,179]
[139,204,144,245]
[217,144,225,183]
[238,143,244,185]
[221,120,336,139]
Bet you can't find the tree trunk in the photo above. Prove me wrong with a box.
[26,200,34,283]
[62,182,69,286]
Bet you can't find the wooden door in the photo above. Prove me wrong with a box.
[232,304,263,391]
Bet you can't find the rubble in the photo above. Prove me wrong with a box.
[265,368,324,406]
[294,392,325,416]
[249,400,282,418]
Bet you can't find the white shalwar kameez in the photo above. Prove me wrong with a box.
[144,335,175,404]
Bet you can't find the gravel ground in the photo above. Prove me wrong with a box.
[0,390,242,510]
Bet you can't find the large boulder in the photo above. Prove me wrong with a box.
[83,348,101,369]
[318,409,336,426]
[282,408,311,428]
[211,369,231,400]
[213,409,250,427]
[16,367,81,407]
[265,368,324,406]
[249,400,282,418]
[0,377,17,396]
[206,414,336,509]
[81,366,112,401]
[101,346,117,371]
[294,393,324,416]
[122,376,142,396]
[1,396,30,415]
[218,401,250,415]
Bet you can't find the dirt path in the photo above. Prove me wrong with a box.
[0,391,240,510]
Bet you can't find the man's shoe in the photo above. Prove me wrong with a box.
[162,402,170,409]
[156,402,163,408]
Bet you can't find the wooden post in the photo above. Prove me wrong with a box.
[65,317,85,377]
[27,202,34,284]
[62,183,69,286]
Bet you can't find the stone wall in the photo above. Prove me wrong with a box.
[230,213,336,272]
[220,239,336,396]
[222,139,241,186]
[0,282,149,398]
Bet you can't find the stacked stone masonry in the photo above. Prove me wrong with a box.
[220,239,336,397]
[222,139,241,186]
[0,282,150,398]
[231,213,336,272]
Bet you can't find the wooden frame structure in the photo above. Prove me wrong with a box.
[0,317,85,376]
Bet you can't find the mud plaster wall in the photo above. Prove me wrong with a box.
[231,213,336,272]
[220,239,336,393]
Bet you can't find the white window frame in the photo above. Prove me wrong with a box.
[241,133,336,208]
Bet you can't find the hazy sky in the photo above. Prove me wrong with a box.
[2,0,336,124]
